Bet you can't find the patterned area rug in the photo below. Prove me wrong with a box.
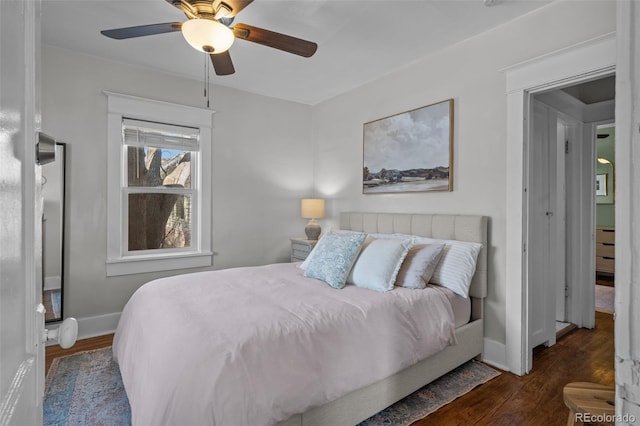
[358,361,500,425]
[44,348,130,426]
[50,290,61,316]
[44,348,499,426]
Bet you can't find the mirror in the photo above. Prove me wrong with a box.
[42,143,66,323]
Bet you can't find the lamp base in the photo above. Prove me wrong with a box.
[305,219,321,240]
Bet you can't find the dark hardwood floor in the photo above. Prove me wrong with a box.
[420,311,614,425]
[45,313,614,425]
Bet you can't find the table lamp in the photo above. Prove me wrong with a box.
[301,198,325,240]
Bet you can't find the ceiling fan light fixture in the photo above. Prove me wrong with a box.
[181,19,234,54]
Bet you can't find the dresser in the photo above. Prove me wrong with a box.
[290,238,317,262]
[595,227,615,275]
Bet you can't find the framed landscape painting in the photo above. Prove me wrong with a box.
[363,99,453,194]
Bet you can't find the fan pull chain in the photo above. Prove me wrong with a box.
[207,55,211,109]
[204,54,208,106]
[203,53,212,108]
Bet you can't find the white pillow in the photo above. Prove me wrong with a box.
[346,238,413,292]
[366,232,407,240]
[428,240,482,298]
[366,233,482,297]
[395,243,445,289]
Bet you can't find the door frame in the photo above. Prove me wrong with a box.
[503,32,616,375]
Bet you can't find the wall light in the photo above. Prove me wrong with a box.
[181,19,234,54]
[301,199,325,240]
[597,157,612,166]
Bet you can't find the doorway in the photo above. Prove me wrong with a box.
[503,33,616,375]
[526,73,615,366]
[528,75,615,346]
[594,124,615,315]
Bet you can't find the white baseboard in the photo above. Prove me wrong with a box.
[481,337,508,371]
[44,312,121,347]
[76,312,121,340]
[44,276,61,291]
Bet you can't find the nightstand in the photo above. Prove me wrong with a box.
[290,238,317,262]
[595,227,615,275]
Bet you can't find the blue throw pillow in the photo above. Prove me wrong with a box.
[303,232,367,289]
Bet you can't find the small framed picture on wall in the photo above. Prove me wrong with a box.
[596,174,607,196]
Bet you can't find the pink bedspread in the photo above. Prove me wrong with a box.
[113,262,454,426]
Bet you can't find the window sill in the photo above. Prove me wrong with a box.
[106,251,213,276]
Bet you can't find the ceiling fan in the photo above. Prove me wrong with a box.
[100,0,318,76]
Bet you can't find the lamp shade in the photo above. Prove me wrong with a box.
[597,157,612,165]
[301,199,325,219]
[181,19,234,54]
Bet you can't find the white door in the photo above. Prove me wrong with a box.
[530,90,603,329]
[565,121,596,329]
[615,1,640,417]
[527,100,557,353]
[554,121,567,322]
[0,0,45,425]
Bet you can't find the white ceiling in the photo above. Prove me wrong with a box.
[42,0,551,105]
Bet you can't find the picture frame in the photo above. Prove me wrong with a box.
[362,99,453,194]
[596,173,607,197]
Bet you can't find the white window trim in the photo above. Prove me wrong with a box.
[105,91,214,276]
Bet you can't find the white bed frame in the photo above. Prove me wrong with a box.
[278,212,488,426]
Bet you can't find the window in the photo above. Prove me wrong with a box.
[106,92,213,276]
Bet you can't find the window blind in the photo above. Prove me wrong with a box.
[122,118,199,150]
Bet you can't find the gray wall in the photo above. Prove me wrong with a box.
[311,0,615,347]
[43,0,616,347]
[42,46,314,320]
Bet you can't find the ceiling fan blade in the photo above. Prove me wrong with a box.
[101,22,182,40]
[232,23,317,58]
[210,51,235,76]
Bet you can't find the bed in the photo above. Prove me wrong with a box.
[113,212,487,426]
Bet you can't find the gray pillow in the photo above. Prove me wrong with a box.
[395,243,445,289]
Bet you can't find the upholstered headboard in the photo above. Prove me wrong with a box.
[339,213,488,303]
